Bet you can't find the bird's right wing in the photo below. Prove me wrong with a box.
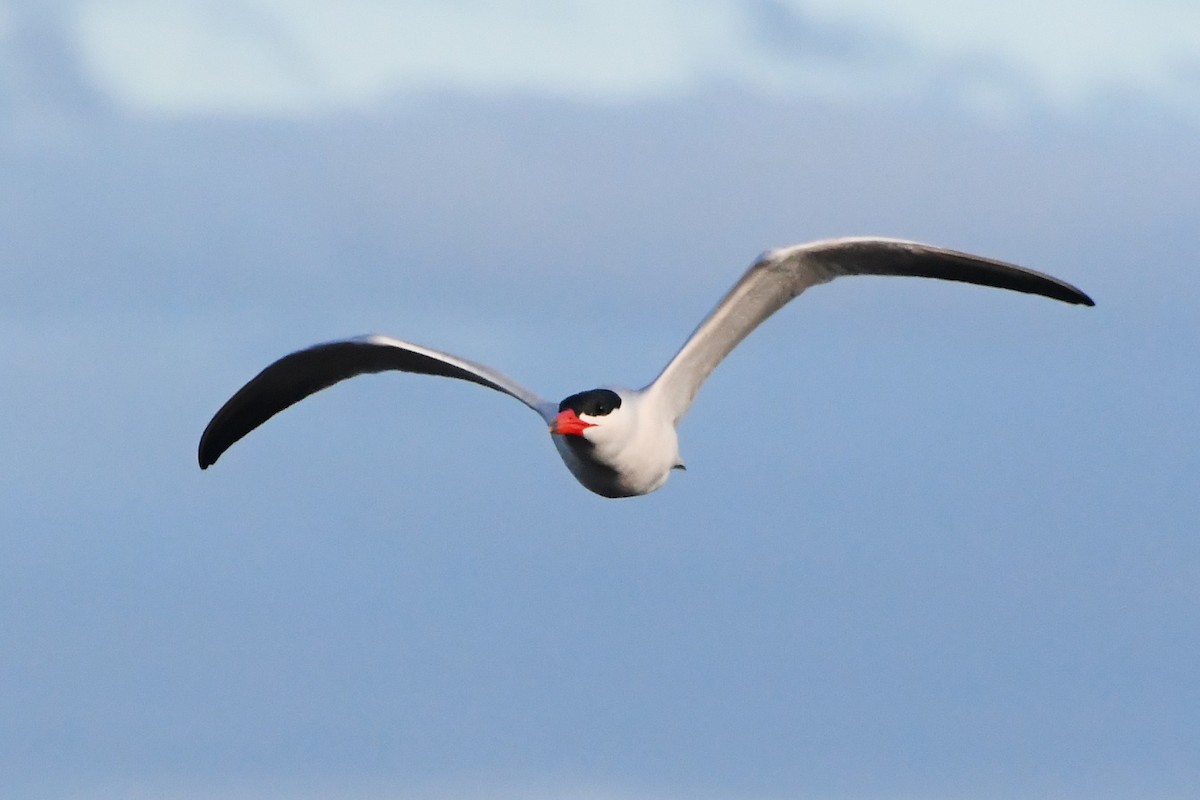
[646,237,1094,424]
[198,334,556,468]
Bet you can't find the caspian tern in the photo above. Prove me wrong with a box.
[198,237,1093,497]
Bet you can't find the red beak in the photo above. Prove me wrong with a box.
[549,409,595,437]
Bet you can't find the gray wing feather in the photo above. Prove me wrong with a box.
[647,237,1094,423]
[198,334,552,468]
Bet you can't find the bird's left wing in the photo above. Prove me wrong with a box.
[198,334,555,468]
[646,237,1094,424]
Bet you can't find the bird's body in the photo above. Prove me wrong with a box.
[199,237,1093,498]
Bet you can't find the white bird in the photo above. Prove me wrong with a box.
[198,237,1093,497]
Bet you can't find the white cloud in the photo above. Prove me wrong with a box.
[796,0,1200,109]
[70,0,752,114]
[64,0,1200,117]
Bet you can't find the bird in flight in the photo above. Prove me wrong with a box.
[198,237,1093,497]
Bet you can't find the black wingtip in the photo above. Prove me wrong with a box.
[1063,287,1095,307]
[197,434,219,470]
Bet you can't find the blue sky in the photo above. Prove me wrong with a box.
[2,2,1198,798]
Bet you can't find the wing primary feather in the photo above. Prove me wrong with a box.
[197,335,549,468]
[796,238,1095,305]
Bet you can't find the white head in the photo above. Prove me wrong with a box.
[548,387,629,447]
[548,387,683,497]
